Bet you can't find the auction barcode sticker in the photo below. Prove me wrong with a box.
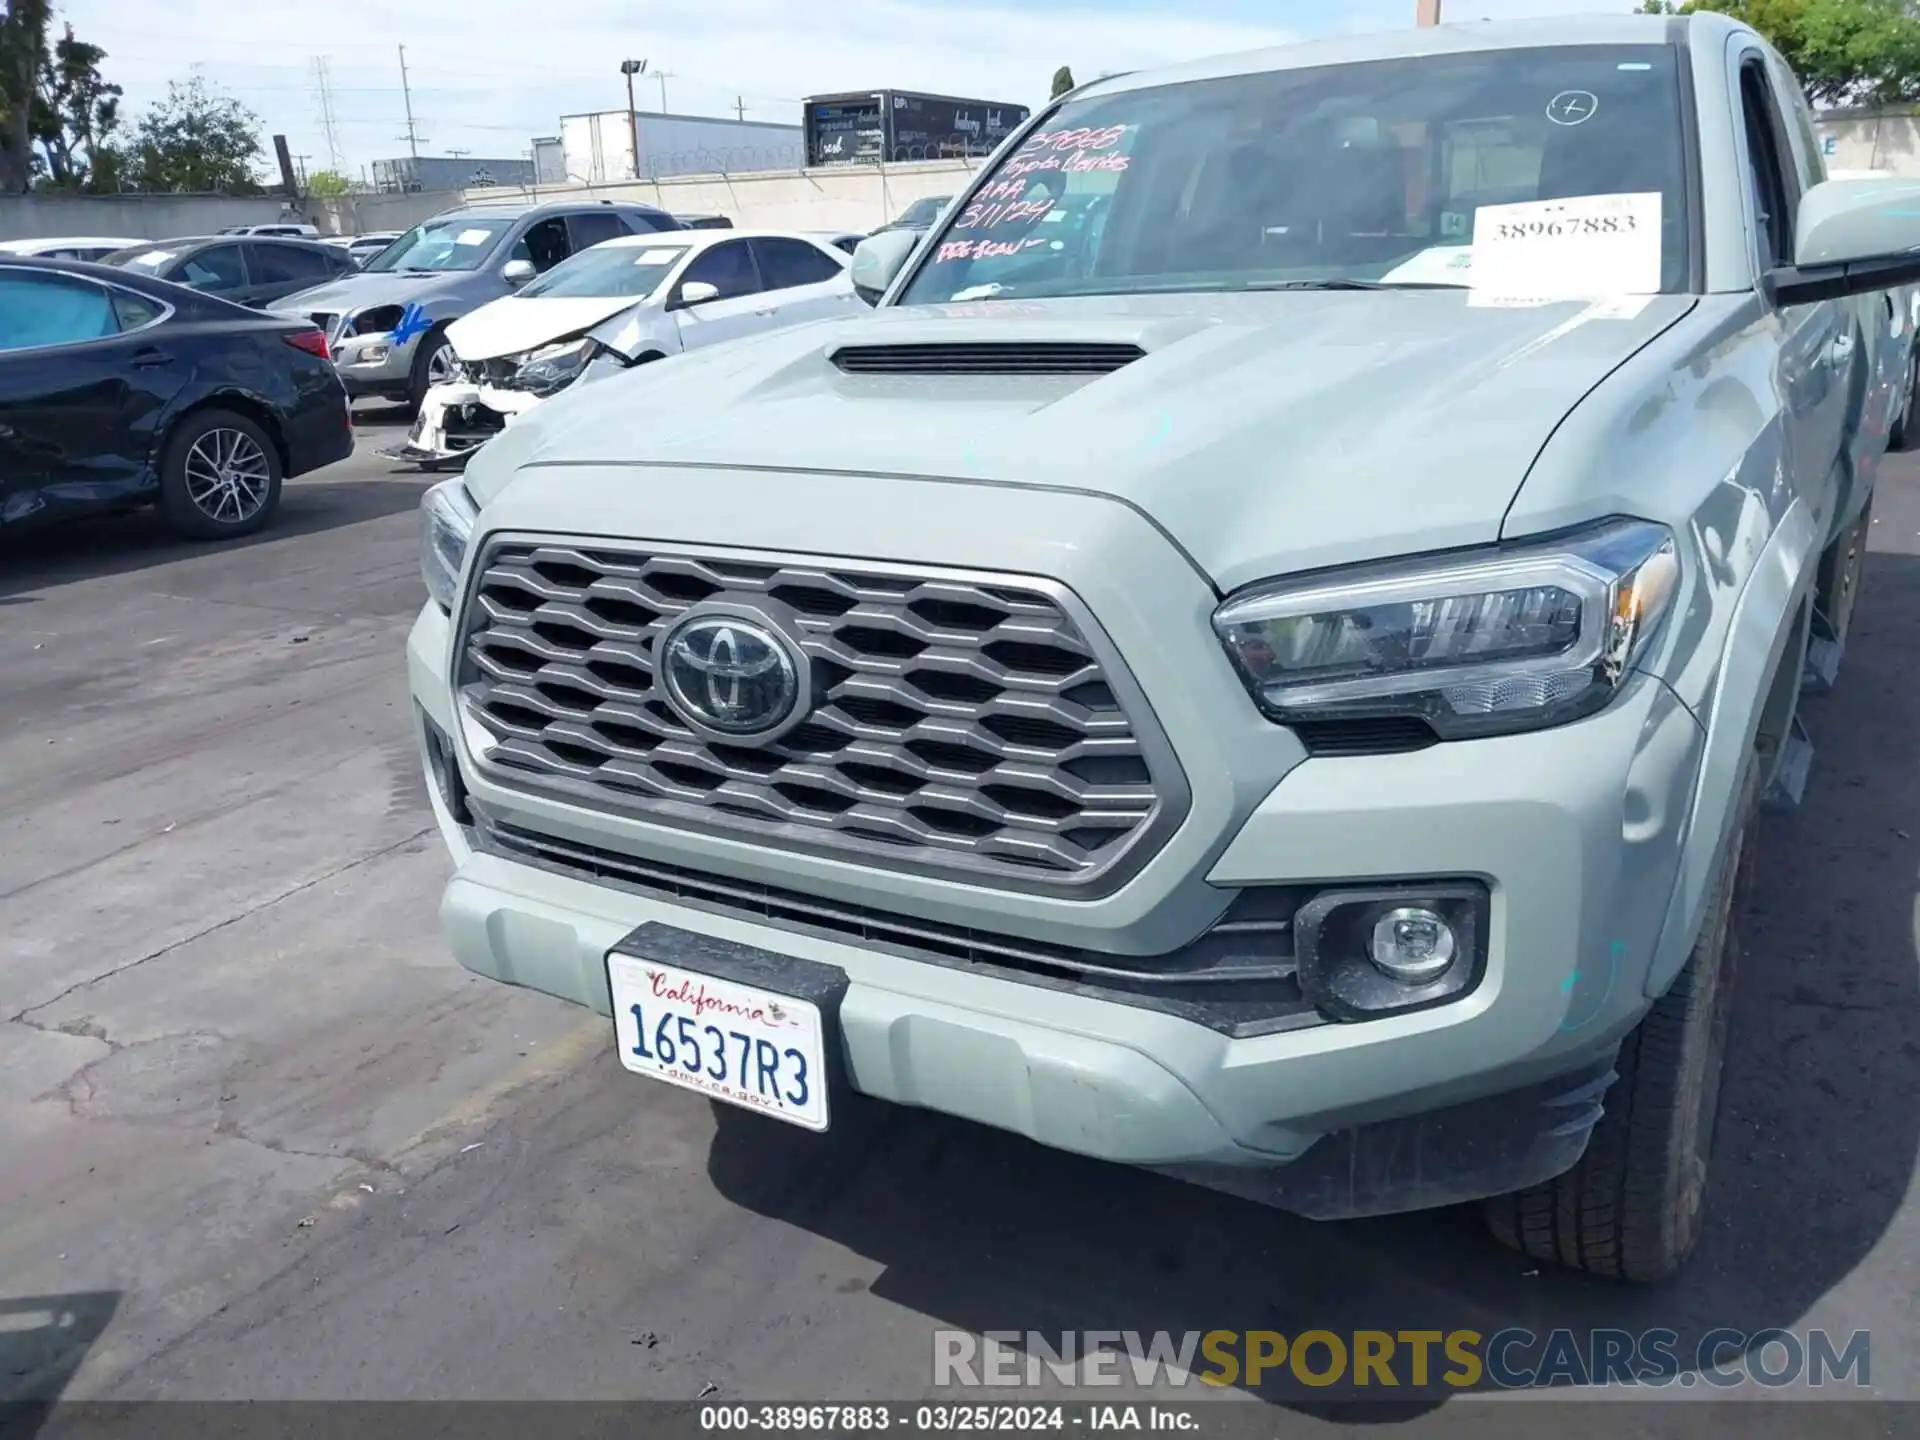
[1469,191,1662,304]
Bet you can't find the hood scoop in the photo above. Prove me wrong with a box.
[829,341,1146,376]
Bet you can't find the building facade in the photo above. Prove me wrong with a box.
[371,155,537,192]
[559,111,805,184]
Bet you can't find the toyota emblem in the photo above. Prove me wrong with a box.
[658,612,803,739]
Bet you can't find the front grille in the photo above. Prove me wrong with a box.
[473,813,1319,1038]
[829,342,1145,376]
[456,542,1187,893]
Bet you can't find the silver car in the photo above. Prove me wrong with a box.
[273,199,680,408]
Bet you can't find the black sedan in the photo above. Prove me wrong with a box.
[102,235,358,309]
[0,256,354,539]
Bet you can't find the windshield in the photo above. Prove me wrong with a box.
[518,243,691,299]
[899,46,1689,305]
[106,244,189,273]
[364,217,513,273]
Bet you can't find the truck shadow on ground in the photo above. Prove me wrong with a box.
[705,547,1920,1409]
[0,1290,119,1421]
[0,476,430,603]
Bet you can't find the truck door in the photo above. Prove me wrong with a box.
[1769,53,1888,529]
[1735,49,1849,540]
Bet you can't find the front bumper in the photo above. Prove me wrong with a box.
[408,484,1708,1207]
[333,329,419,398]
[382,382,544,466]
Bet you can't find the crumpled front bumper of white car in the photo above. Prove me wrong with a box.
[382,382,546,467]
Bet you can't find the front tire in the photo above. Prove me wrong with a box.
[157,409,283,540]
[1485,759,1760,1282]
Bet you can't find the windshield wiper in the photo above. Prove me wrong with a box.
[1243,278,1467,292]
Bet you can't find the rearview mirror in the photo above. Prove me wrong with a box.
[1773,176,1920,304]
[849,230,919,306]
[502,258,536,285]
[673,280,721,309]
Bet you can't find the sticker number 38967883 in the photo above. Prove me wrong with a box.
[1469,191,1663,302]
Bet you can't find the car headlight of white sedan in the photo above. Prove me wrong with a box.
[508,337,596,397]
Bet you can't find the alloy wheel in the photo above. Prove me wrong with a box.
[426,342,459,386]
[183,428,273,525]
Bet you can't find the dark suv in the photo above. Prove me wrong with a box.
[104,236,359,309]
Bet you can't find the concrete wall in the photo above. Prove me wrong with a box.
[310,190,466,236]
[0,193,297,241]
[0,158,982,244]
[1817,110,1920,174]
[465,156,983,233]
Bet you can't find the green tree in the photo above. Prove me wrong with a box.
[305,167,350,198]
[1050,65,1076,99]
[0,0,52,192]
[130,74,261,192]
[33,23,122,190]
[1639,0,1920,106]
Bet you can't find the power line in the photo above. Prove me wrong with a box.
[311,56,344,172]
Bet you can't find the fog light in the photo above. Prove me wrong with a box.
[1369,907,1457,982]
[1292,883,1487,1022]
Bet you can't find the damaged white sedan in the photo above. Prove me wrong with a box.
[384,229,859,467]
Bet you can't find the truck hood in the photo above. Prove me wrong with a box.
[448,294,652,362]
[480,290,1696,590]
[272,268,468,319]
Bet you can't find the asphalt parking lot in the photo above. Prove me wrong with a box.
[3,408,1919,1412]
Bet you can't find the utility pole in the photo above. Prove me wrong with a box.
[1416,0,1442,24]
[734,95,746,122]
[293,153,311,191]
[447,147,471,160]
[654,69,675,113]
[397,44,422,160]
[621,59,647,178]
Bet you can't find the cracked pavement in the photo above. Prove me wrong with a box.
[3,424,1919,1407]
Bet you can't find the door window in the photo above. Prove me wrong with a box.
[109,290,167,333]
[249,243,336,285]
[750,237,844,290]
[0,272,122,351]
[566,210,630,251]
[510,216,572,272]
[175,244,247,293]
[1738,57,1797,270]
[677,240,761,300]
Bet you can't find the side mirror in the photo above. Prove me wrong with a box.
[672,280,721,310]
[502,258,536,285]
[1773,176,1920,304]
[848,230,920,306]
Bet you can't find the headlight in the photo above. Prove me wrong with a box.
[419,477,479,612]
[510,337,594,396]
[1211,518,1679,742]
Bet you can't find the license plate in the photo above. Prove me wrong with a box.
[607,952,828,1130]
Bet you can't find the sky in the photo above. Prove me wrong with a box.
[52,0,1649,178]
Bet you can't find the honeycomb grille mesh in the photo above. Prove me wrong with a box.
[455,542,1182,890]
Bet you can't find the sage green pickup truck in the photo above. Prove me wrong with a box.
[409,12,1911,1279]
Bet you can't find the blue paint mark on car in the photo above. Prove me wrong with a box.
[391,302,433,346]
